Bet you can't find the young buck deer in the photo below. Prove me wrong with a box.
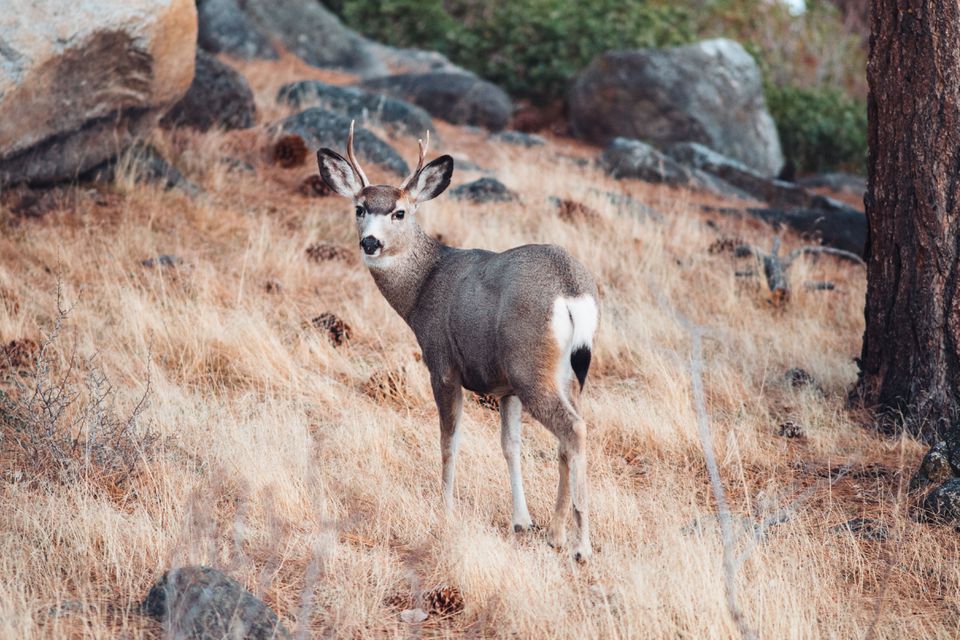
[317,123,600,560]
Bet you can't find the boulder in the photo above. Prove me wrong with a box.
[0,0,197,186]
[569,38,784,176]
[240,0,384,76]
[365,43,466,75]
[602,138,748,198]
[360,73,512,131]
[601,138,695,185]
[142,566,291,640]
[911,441,956,492]
[450,178,517,204]
[669,142,862,214]
[197,0,277,59]
[797,172,867,197]
[162,50,256,131]
[272,108,409,177]
[921,478,960,523]
[493,131,546,148]
[744,207,866,256]
[88,144,200,195]
[277,81,433,139]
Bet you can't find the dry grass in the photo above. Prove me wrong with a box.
[0,55,957,640]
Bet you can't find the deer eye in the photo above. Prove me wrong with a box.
[355,206,364,217]
[393,210,406,221]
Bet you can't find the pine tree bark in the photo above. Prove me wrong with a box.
[858,0,960,441]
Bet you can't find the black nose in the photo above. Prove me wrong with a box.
[360,236,382,255]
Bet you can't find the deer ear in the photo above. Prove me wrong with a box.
[408,155,453,204]
[317,148,363,198]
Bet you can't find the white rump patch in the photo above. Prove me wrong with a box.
[550,295,599,399]
[551,295,598,350]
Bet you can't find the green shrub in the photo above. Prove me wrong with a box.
[327,0,694,104]
[445,1,693,104]
[332,0,463,53]
[765,83,867,175]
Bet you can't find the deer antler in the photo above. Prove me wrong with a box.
[400,130,431,190]
[346,120,370,188]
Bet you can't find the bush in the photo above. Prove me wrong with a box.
[327,0,694,104]
[765,83,867,175]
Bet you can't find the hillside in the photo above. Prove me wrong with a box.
[1,51,957,639]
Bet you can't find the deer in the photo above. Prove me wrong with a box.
[317,123,600,561]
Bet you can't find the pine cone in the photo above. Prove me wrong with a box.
[383,592,411,610]
[300,174,331,197]
[1,338,38,370]
[555,198,600,224]
[473,393,499,411]
[309,312,352,346]
[777,420,804,439]
[273,134,308,168]
[424,585,464,616]
[708,236,746,255]
[364,368,407,404]
[306,243,350,263]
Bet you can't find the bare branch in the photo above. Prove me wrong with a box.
[652,286,758,640]
[786,245,866,267]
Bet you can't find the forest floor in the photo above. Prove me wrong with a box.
[1,53,957,639]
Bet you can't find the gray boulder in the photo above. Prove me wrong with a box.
[360,73,512,131]
[668,142,858,213]
[921,478,960,523]
[602,138,748,198]
[272,108,408,177]
[365,42,466,75]
[601,138,694,185]
[142,566,291,640]
[569,38,784,176]
[797,172,867,197]
[742,207,866,256]
[911,441,956,492]
[493,131,546,148]
[277,81,433,139]
[197,0,278,59]
[162,50,256,131]
[240,0,384,76]
[0,0,197,186]
[450,178,517,204]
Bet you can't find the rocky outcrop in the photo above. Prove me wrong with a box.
[365,43,466,75]
[601,138,749,198]
[360,73,512,131]
[272,108,409,177]
[241,0,384,76]
[450,178,518,203]
[197,0,278,59]
[142,566,291,640]
[797,172,867,198]
[277,81,433,139]
[569,39,784,176]
[0,0,197,186]
[162,50,256,131]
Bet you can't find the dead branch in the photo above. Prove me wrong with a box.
[652,286,758,640]
[728,236,865,305]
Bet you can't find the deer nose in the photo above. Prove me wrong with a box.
[360,235,383,255]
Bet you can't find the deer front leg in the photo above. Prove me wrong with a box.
[499,395,534,532]
[432,376,463,512]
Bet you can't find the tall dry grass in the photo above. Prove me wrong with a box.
[0,54,957,639]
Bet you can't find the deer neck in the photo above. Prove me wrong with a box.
[366,228,443,322]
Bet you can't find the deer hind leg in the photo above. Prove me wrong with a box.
[522,391,591,561]
[431,375,463,513]
[499,395,534,532]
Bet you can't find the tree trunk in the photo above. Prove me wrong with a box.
[858,0,960,441]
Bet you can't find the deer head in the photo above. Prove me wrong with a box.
[317,122,454,265]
